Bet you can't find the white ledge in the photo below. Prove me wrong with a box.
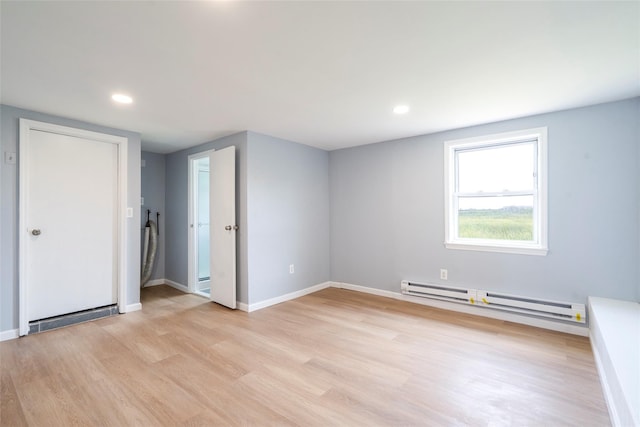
[588,296,640,427]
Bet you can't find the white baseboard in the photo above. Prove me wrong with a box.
[246,281,332,312]
[142,278,587,337]
[330,281,589,336]
[141,278,189,293]
[0,328,19,342]
[332,281,399,299]
[164,279,189,292]
[125,302,142,313]
[143,278,166,287]
[146,278,250,311]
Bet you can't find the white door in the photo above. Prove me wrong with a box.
[20,122,123,332]
[209,146,237,309]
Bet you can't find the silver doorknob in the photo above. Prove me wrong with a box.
[31,229,41,236]
[225,225,232,231]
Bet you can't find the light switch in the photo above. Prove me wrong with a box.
[127,207,133,218]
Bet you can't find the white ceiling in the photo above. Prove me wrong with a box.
[1,1,638,153]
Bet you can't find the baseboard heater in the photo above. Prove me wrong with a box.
[400,280,586,323]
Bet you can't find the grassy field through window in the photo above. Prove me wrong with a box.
[458,207,533,241]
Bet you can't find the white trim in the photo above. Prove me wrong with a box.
[187,149,216,294]
[236,280,587,335]
[246,282,333,312]
[444,242,548,256]
[332,281,399,299]
[124,303,142,313]
[330,282,588,336]
[116,130,128,318]
[0,329,19,342]
[18,119,128,336]
[444,127,548,256]
[136,277,587,336]
[142,278,166,287]
[165,279,189,292]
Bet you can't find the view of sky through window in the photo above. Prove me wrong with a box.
[457,142,535,210]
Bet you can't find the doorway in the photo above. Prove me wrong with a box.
[192,155,211,297]
[188,146,237,308]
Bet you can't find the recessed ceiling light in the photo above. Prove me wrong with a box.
[393,105,410,114]
[112,93,133,104]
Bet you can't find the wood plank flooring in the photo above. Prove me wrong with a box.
[1,285,610,426]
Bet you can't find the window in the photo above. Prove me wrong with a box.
[444,128,547,255]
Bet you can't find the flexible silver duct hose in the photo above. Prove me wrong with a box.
[141,220,158,288]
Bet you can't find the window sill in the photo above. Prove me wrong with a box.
[445,241,548,256]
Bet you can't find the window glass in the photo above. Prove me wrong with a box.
[457,142,535,193]
[444,128,547,255]
[458,195,534,241]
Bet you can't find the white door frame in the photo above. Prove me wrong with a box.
[187,149,215,294]
[18,119,128,336]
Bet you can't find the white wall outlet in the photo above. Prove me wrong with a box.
[141,159,146,167]
[141,197,144,206]
[4,152,16,164]
[289,264,294,274]
[440,269,448,280]
[126,207,133,218]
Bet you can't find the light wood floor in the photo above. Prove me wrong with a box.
[1,285,610,426]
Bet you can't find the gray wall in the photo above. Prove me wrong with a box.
[164,131,331,306]
[141,151,166,280]
[165,132,249,303]
[2,97,635,335]
[330,98,640,304]
[246,132,330,304]
[0,105,142,333]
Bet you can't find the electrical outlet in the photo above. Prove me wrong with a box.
[440,269,448,280]
[289,264,294,274]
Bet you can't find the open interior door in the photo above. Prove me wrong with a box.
[209,146,237,308]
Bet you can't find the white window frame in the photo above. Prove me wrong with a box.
[444,127,548,256]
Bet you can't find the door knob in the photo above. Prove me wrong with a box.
[225,225,232,231]
[31,229,41,236]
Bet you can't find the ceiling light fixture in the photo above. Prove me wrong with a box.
[393,105,410,114]
[112,93,133,104]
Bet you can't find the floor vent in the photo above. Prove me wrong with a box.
[28,304,119,334]
[401,280,586,323]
